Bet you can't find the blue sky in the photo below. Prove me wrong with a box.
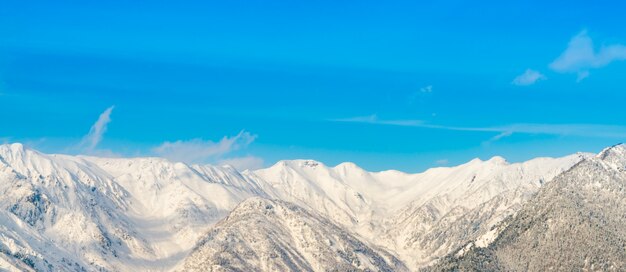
[2,0,626,171]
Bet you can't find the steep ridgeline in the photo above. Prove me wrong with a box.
[179,197,407,272]
[381,155,587,268]
[81,156,269,257]
[429,144,626,271]
[0,143,137,271]
[0,143,594,271]
[0,143,266,271]
[248,156,587,268]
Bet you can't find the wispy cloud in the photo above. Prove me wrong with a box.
[493,123,626,138]
[482,131,514,146]
[78,106,114,153]
[152,130,257,164]
[420,85,433,93]
[219,156,264,171]
[550,30,626,81]
[333,114,425,127]
[332,115,626,140]
[512,69,546,86]
[71,109,260,164]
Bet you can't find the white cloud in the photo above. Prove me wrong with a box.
[332,116,626,140]
[576,70,590,82]
[550,30,626,81]
[491,131,513,141]
[420,85,433,93]
[219,156,264,171]
[482,131,513,146]
[79,106,114,152]
[335,114,380,123]
[512,69,546,86]
[152,131,257,164]
[332,114,424,127]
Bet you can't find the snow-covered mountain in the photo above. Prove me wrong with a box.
[381,155,586,267]
[430,144,626,271]
[0,143,265,271]
[246,155,586,267]
[0,142,611,271]
[179,197,406,272]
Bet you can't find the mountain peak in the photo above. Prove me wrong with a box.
[0,142,42,168]
[182,196,407,272]
[235,196,276,211]
[270,159,326,170]
[434,148,626,271]
[0,142,27,155]
[466,156,508,165]
[487,156,508,165]
[333,161,365,172]
[467,158,483,164]
[597,143,626,171]
[598,143,625,158]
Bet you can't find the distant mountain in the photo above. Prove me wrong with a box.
[0,142,612,271]
[429,144,626,271]
[179,197,406,272]
[0,143,263,271]
[382,155,587,267]
[247,156,586,268]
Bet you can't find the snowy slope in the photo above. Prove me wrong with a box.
[430,144,626,271]
[179,197,407,272]
[80,156,267,262]
[0,143,139,271]
[382,154,587,267]
[0,144,265,271]
[0,143,593,271]
[247,155,587,267]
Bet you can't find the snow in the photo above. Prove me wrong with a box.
[179,197,406,272]
[435,146,626,270]
[0,143,596,271]
[474,227,500,248]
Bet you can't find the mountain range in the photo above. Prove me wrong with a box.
[0,142,623,271]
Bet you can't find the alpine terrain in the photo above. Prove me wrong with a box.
[0,142,624,271]
[428,144,626,271]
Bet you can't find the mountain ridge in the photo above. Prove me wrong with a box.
[428,144,626,271]
[0,142,613,271]
[179,197,407,272]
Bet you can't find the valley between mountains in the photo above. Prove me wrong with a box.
[0,143,624,271]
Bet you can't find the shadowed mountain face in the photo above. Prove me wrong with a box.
[429,144,626,272]
[179,197,407,272]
